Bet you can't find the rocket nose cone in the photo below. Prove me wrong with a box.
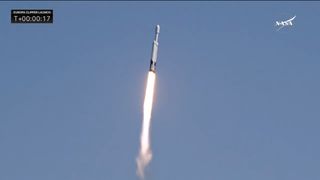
[156,25,160,34]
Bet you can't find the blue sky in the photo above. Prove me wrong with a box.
[1,2,320,180]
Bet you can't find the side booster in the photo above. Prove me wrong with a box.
[149,25,160,72]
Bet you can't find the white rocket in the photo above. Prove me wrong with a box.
[149,25,160,72]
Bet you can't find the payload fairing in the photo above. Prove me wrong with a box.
[149,25,160,72]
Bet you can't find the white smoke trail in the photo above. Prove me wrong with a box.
[137,71,156,180]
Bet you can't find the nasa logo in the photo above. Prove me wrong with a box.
[275,15,296,31]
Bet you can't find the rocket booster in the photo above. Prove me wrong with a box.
[149,25,160,72]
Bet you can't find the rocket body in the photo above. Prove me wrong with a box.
[149,25,160,72]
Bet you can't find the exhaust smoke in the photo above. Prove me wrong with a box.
[136,71,156,179]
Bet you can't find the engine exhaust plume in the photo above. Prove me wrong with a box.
[137,71,156,179]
